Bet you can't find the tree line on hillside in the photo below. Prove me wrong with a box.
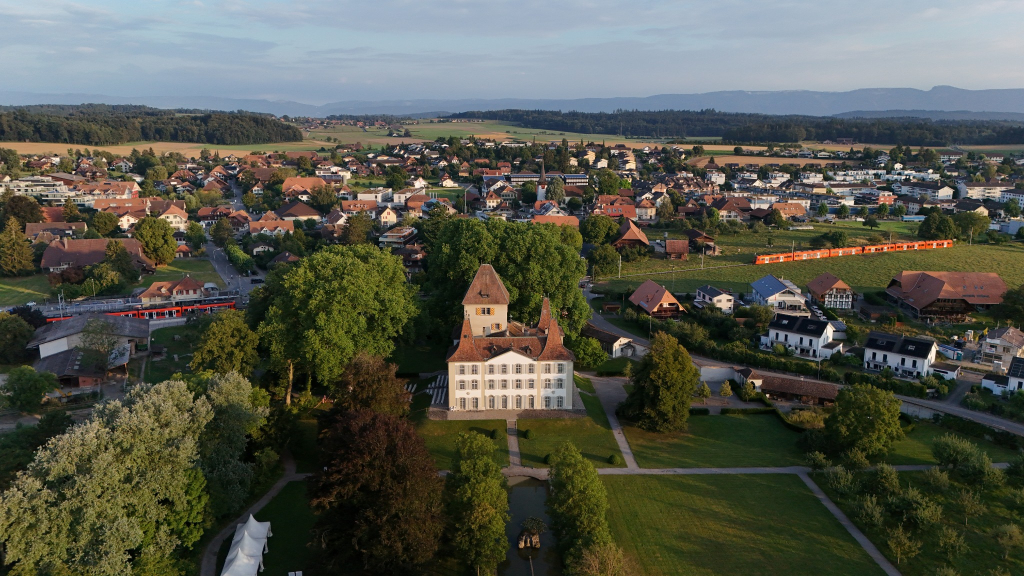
[447,109,1024,146]
[0,105,302,145]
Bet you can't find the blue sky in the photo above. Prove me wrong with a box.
[1,0,1022,103]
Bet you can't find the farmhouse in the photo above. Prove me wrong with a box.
[665,239,688,260]
[806,273,855,310]
[446,265,575,412]
[759,376,839,406]
[886,271,1006,320]
[40,238,154,274]
[611,219,649,249]
[629,280,683,319]
[863,331,938,378]
[139,276,206,304]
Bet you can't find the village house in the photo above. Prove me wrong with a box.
[979,326,1024,370]
[863,331,938,378]
[26,314,150,360]
[628,280,683,319]
[886,271,1006,320]
[611,219,649,249]
[806,273,855,310]
[765,314,841,359]
[24,222,87,243]
[895,181,954,200]
[750,275,807,315]
[40,238,154,274]
[275,201,323,223]
[694,285,734,314]
[158,204,190,232]
[582,323,647,359]
[446,265,575,412]
[139,276,206,303]
[981,357,1024,394]
[664,239,688,260]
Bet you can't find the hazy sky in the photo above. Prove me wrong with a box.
[2,0,1023,103]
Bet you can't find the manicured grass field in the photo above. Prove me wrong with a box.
[387,339,449,375]
[0,274,52,307]
[603,240,1024,297]
[415,419,510,470]
[604,475,887,576]
[624,413,806,468]
[821,470,1024,576]
[517,391,624,468]
[148,258,224,288]
[254,481,318,576]
[292,419,319,474]
[883,420,1022,465]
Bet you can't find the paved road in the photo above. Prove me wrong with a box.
[199,452,310,576]
[506,419,522,467]
[587,375,639,469]
[206,243,260,300]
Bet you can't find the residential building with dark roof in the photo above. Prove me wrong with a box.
[863,331,938,378]
[27,314,150,360]
[750,275,807,315]
[695,285,734,314]
[983,356,1024,394]
[446,265,575,412]
[766,314,841,359]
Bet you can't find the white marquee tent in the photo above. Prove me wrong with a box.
[220,515,273,576]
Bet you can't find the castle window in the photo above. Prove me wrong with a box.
[471,380,478,390]
[544,379,551,389]
[544,397,551,408]
[487,380,495,390]
[515,396,522,409]
[556,379,564,389]
[529,396,535,409]
[492,323,502,331]
[476,307,493,316]
[458,365,465,375]
[514,364,522,374]
[501,379,508,389]
[527,364,535,374]
[487,365,495,375]
[458,380,466,390]
[489,396,495,409]
[502,396,508,409]
[501,365,508,375]
[515,379,522,389]
[557,364,565,374]
[528,379,535,389]
[543,364,552,374]
[471,365,478,375]
[459,398,466,410]
[472,398,479,410]
[557,397,564,408]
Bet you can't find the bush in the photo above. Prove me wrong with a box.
[786,408,826,430]
[805,451,831,471]
[608,454,622,465]
[856,494,886,528]
[720,407,774,415]
[491,428,500,440]
[843,448,870,472]
[689,407,710,416]
[923,466,950,492]
[623,308,637,322]
[825,465,858,496]
[543,453,552,465]
[522,429,533,440]
[872,463,902,497]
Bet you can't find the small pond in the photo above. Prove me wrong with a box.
[499,476,560,576]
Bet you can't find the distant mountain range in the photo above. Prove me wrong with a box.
[3,86,1024,119]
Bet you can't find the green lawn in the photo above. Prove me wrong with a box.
[600,225,1024,297]
[292,419,319,474]
[144,325,197,383]
[254,481,318,576]
[604,475,886,576]
[883,420,1022,465]
[624,414,805,468]
[415,419,510,470]
[820,470,1024,576]
[148,258,224,288]
[517,391,624,468]
[594,355,640,375]
[0,274,52,307]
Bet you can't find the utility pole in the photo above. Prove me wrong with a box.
[618,254,621,278]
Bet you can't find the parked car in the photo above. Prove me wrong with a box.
[250,278,264,285]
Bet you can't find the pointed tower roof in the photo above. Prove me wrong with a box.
[537,297,553,333]
[537,308,574,362]
[462,264,510,306]
[447,316,484,362]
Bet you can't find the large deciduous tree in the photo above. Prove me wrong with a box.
[258,244,416,404]
[444,432,509,575]
[0,366,56,413]
[330,352,411,416]
[425,217,590,335]
[0,312,34,364]
[342,211,374,245]
[619,332,699,432]
[133,216,177,265]
[90,211,119,236]
[824,384,904,457]
[190,310,260,376]
[580,214,619,245]
[0,380,213,575]
[309,409,443,575]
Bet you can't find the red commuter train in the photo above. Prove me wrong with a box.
[45,298,236,322]
[753,239,953,265]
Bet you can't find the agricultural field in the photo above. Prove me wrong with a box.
[604,474,887,576]
[0,274,52,307]
[600,222,1024,297]
[691,154,851,167]
[623,413,806,469]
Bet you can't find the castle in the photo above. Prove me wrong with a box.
[446,264,575,411]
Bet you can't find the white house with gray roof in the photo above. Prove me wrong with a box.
[765,313,841,359]
[695,285,734,314]
[750,275,807,315]
[863,331,938,378]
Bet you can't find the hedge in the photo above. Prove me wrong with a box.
[720,407,775,415]
[844,371,928,398]
[689,407,710,416]
[934,414,1024,451]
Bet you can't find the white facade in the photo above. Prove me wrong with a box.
[863,340,938,378]
[448,355,572,411]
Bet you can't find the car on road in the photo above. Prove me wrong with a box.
[250,278,264,284]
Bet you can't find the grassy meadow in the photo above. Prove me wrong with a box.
[517,387,624,468]
[604,474,888,576]
[0,274,52,307]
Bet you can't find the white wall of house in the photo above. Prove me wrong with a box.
[448,352,573,411]
[863,346,937,378]
[767,325,837,359]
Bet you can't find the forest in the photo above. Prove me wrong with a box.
[0,104,303,145]
[447,109,1024,146]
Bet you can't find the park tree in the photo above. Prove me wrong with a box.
[0,412,73,492]
[0,380,214,575]
[311,184,338,213]
[1004,201,1022,218]
[90,210,119,236]
[197,372,269,518]
[567,336,608,369]
[105,239,140,284]
[816,202,829,217]
[595,168,621,197]
[342,211,374,245]
[0,366,56,413]
[309,409,443,575]
[567,197,583,213]
[836,204,850,219]
[886,524,921,565]
[444,432,509,575]
[695,381,712,404]
[994,524,1024,560]
[258,244,416,404]
[521,181,538,204]
[185,221,206,250]
[587,243,619,280]
[424,217,590,335]
[580,214,619,244]
[764,208,785,227]
[892,204,907,219]
[546,177,565,203]
[918,212,958,240]
[190,310,260,376]
[0,312,34,364]
[0,218,35,276]
[547,442,623,572]
[62,201,82,222]
[824,384,904,457]
[876,203,890,219]
[952,211,991,239]
[719,381,733,398]
[857,206,870,219]
[1,195,43,227]
[330,352,411,416]
[385,166,407,190]
[133,216,177,264]
[620,332,700,432]
[863,216,880,229]
[998,283,1024,326]
[211,217,234,247]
